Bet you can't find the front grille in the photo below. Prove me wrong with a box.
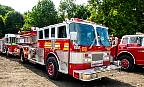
[92,53,103,61]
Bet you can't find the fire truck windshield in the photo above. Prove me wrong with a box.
[70,23,96,46]
[96,27,110,46]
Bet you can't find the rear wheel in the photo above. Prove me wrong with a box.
[46,57,60,80]
[119,55,134,71]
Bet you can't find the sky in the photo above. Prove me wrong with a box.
[0,0,88,13]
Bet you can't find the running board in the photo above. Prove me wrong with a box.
[28,59,45,65]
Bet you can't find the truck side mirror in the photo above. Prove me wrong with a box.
[70,32,77,41]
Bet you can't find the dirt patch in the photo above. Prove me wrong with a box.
[0,55,143,87]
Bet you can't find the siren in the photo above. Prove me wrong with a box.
[71,18,83,22]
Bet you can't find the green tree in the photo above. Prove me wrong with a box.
[59,0,76,19]
[0,15,5,37]
[5,11,24,34]
[74,5,91,20]
[0,4,14,16]
[22,11,34,31]
[30,0,58,27]
[59,0,91,20]
[88,0,144,37]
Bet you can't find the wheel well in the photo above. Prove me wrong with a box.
[46,53,58,63]
[117,52,135,64]
[46,53,59,69]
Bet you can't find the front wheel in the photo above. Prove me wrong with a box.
[119,55,134,71]
[46,57,61,80]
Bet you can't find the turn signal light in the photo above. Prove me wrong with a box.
[74,72,79,79]
[82,47,87,52]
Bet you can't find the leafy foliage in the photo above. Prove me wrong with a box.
[22,12,33,31]
[59,0,90,20]
[88,0,144,37]
[0,15,5,37]
[1,0,144,38]
[31,0,58,27]
[0,5,24,37]
[74,5,91,20]
[0,5,14,16]
[59,0,76,19]
[5,11,24,34]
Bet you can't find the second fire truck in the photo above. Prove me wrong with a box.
[7,19,121,81]
[0,34,17,56]
[111,34,144,71]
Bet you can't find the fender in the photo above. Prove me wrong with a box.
[117,51,135,64]
[46,52,60,70]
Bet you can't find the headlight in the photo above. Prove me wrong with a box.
[103,52,110,61]
[109,56,113,62]
[81,74,91,80]
[84,58,92,63]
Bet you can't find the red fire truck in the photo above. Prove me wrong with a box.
[16,19,120,81]
[0,34,17,56]
[111,34,144,71]
[15,28,37,58]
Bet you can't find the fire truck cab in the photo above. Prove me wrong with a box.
[0,34,17,56]
[19,19,121,81]
[111,35,144,71]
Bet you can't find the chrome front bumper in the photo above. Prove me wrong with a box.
[73,61,121,81]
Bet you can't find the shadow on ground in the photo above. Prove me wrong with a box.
[1,54,135,87]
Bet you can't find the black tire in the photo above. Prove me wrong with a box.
[20,51,27,63]
[119,55,134,71]
[46,57,60,80]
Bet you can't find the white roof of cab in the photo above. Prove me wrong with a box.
[5,34,17,38]
[123,35,144,38]
[38,19,108,31]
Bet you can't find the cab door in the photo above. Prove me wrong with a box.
[35,30,45,65]
[117,37,129,54]
[55,24,69,74]
[125,36,144,65]
[133,37,144,65]
[42,24,69,73]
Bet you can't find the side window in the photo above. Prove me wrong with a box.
[141,38,144,46]
[39,30,43,39]
[57,26,67,38]
[32,36,37,42]
[5,38,8,43]
[11,37,16,43]
[24,37,29,43]
[19,38,24,43]
[122,37,128,44]
[44,29,49,39]
[16,38,18,43]
[129,37,138,43]
[9,37,11,43]
[51,27,55,38]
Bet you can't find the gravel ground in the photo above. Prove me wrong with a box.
[0,55,144,87]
